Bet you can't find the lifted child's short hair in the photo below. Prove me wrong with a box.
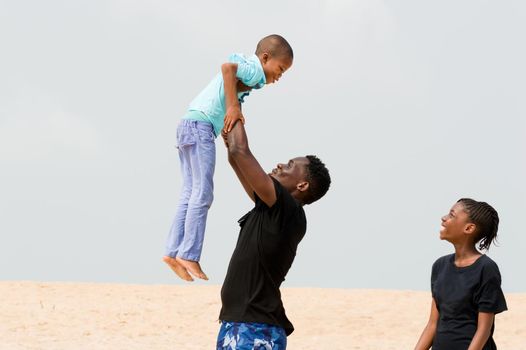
[255,34,293,60]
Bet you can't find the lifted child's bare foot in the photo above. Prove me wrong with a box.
[163,256,194,281]
[175,257,209,280]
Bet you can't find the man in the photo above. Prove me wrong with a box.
[217,121,331,349]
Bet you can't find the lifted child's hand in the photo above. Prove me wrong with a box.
[224,106,245,133]
[220,129,229,148]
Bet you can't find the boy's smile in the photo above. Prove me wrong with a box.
[261,54,293,84]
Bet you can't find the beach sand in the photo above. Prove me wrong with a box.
[1,281,524,350]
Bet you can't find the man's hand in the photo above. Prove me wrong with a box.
[224,106,245,133]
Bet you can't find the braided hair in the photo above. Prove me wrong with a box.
[457,198,500,251]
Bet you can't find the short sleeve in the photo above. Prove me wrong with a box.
[228,53,265,87]
[431,259,439,297]
[474,262,508,314]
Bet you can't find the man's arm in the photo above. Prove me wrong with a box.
[221,63,244,132]
[221,129,255,202]
[226,121,277,207]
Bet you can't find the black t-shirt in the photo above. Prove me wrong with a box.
[431,254,507,350]
[219,177,306,336]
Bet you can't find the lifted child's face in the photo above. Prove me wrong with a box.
[261,53,293,84]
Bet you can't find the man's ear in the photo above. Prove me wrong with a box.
[296,181,309,192]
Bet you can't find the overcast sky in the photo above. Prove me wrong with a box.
[1,0,525,292]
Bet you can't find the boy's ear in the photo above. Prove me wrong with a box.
[261,52,270,63]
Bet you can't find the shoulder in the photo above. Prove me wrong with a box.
[479,255,502,275]
[246,54,263,68]
[273,178,300,207]
[228,52,245,63]
[433,254,453,268]
[228,53,255,66]
[228,53,265,88]
[431,254,453,274]
[227,53,263,72]
[254,177,288,210]
[479,254,499,266]
[271,179,305,217]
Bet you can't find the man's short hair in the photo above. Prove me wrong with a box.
[304,155,330,204]
[255,34,294,60]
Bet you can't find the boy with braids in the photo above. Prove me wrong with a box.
[415,198,507,350]
[164,35,294,281]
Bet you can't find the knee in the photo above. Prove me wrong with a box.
[190,189,214,208]
[201,190,214,207]
[179,188,192,202]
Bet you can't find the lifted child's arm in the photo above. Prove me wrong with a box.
[222,63,244,133]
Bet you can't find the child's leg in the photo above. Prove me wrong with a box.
[180,129,215,260]
[177,124,216,279]
[165,126,195,259]
[163,121,197,281]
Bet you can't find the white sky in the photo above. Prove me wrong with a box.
[1,0,525,292]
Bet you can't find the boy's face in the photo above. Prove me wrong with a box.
[261,53,293,84]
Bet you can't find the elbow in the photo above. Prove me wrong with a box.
[228,144,250,160]
[221,62,237,75]
[427,322,437,333]
[228,154,236,166]
[426,321,438,336]
[227,150,236,164]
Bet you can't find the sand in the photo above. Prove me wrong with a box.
[1,281,524,350]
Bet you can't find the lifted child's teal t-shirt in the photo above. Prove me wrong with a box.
[184,53,266,137]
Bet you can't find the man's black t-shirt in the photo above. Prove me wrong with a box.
[219,177,306,336]
[431,254,507,350]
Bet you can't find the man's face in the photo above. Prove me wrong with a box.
[269,157,309,192]
[261,54,293,84]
